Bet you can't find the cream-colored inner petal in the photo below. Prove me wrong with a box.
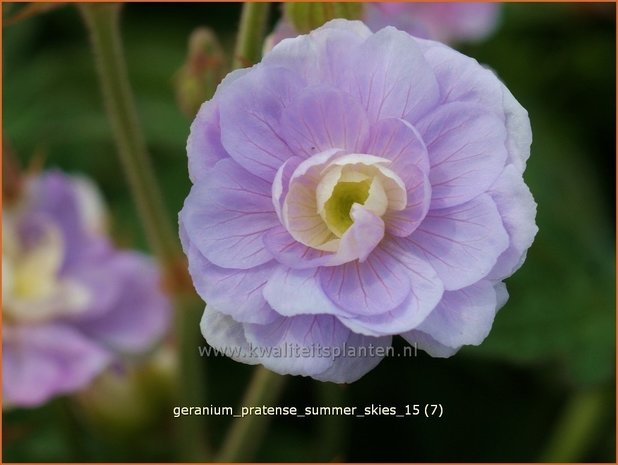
[3,222,91,323]
[283,152,408,251]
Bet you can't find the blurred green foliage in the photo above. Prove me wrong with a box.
[3,3,615,462]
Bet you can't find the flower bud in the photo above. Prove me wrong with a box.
[74,346,177,437]
[284,3,363,34]
[174,27,227,119]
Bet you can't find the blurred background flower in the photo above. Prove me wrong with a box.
[266,2,500,50]
[3,167,171,408]
[364,2,500,43]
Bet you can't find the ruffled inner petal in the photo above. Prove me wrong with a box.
[280,85,370,158]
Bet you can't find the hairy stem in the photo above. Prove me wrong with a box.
[79,4,178,268]
[233,2,270,69]
[217,367,286,462]
[79,4,209,461]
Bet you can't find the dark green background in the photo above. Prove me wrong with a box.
[3,2,616,462]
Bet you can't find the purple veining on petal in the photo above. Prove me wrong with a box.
[415,101,508,209]
[280,85,370,157]
[180,158,279,269]
[399,194,510,291]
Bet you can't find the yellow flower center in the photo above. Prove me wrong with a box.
[322,178,372,236]
[283,152,407,253]
[2,219,90,323]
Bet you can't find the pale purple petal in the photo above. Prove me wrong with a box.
[187,102,228,182]
[366,118,430,174]
[3,324,111,407]
[417,38,531,172]
[417,38,503,109]
[263,266,349,318]
[263,225,338,269]
[337,293,431,337]
[62,247,123,320]
[416,280,497,348]
[262,19,371,86]
[72,252,170,354]
[218,66,304,180]
[383,165,431,237]
[263,18,298,54]
[346,26,440,122]
[400,194,509,290]
[501,85,533,173]
[416,102,507,209]
[494,281,509,312]
[319,246,412,316]
[180,158,278,269]
[318,18,374,38]
[280,85,370,157]
[355,121,436,236]
[337,241,443,335]
[25,171,96,270]
[187,243,278,325]
[487,165,538,280]
[400,330,458,358]
[244,314,349,377]
[313,331,392,383]
[200,308,261,366]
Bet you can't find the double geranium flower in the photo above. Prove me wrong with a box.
[180,20,537,382]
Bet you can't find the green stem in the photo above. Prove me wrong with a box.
[79,5,210,461]
[216,367,286,462]
[79,4,177,268]
[233,2,270,69]
[539,386,608,462]
[173,296,211,461]
[316,383,347,461]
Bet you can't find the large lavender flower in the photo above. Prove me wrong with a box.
[3,171,170,407]
[180,20,537,383]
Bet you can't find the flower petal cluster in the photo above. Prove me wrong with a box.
[180,20,537,383]
[3,171,171,407]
